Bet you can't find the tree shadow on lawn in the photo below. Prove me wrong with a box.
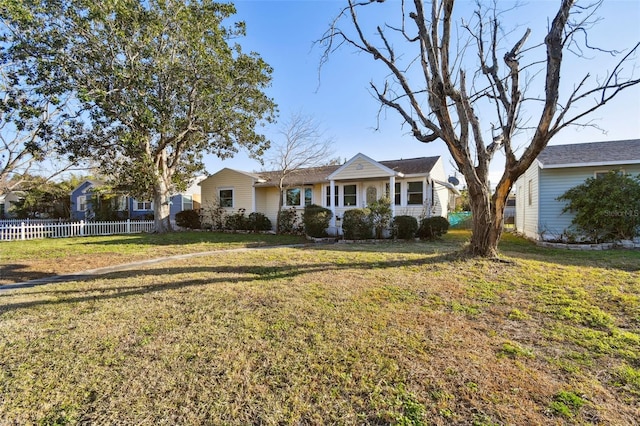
[74,232,304,247]
[0,264,53,285]
[0,253,456,314]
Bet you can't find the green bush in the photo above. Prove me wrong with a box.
[393,215,418,240]
[247,212,272,232]
[342,208,373,240]
[557,170,640,242]
[417,216,449,240]
[277,207,302,235]
[303,204,333,237]
[224,208,247,232]
[175,209,201,229]
[368,197,393,239]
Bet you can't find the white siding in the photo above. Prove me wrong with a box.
[514,163,540,239]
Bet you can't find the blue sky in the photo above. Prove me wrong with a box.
[205,0,640,184]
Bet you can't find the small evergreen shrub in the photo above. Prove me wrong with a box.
[342,208,373,240]
[224,208,247,232]
[278,207,302,234]
[368,197,393,239]
[418,216,449,240]
[393,215,418,240]
[247,212,272,232]
[303,204,333,237]
[175,209,201,229]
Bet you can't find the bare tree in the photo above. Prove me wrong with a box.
[319,0,640,257]
[265,112,335,233]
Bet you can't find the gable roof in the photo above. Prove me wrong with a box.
[537,139,640,168]
[253,155,441,187]
[327,153,401,180]
[379,156,440,175]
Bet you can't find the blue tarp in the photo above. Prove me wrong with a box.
[448,212,472,228]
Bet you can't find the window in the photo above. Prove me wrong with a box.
[343,184,357,206]
[326,185,338,207]
[286,187,313,207]
[407,181,424,205]
[595,170,624,179]
[78,195,87,211]
[366,186,377,205]
[386,182,401,205]
[183,195,193,211]
[136,200,152,210]
[286,188,300,206]
[219,189,233,207]
[304,187,312,206]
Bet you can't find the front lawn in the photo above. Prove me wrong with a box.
[0,231,638,424]
[0,231,305,285]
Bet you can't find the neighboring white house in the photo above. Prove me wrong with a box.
[200,153,458,235]
[514,139,640,241]
[0,190,24,219]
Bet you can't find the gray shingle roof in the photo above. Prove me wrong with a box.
[253,156,440,187]
[537,139,640,167]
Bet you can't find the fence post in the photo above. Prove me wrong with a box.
[127,219,131,234]
[80,220,85,236]
[21,222,25,240]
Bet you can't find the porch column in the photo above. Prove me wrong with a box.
[389,175,396,218]
[329,180,336,227]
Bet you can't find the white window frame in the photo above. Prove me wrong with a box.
[135,200,153,211]
[407,181,424,205]
[285,186,313,207]
[343,184,357,207]
[182,194,193,211]
[218,188,234,208]
[595,169,624,179]
[385,182,402,206]
[325,185,339,208]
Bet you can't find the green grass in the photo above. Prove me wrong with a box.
[0,230,639,424]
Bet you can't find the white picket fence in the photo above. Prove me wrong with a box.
[0,219,155,241]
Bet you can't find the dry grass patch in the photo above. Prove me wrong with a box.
[0,232,304,285]
[0,232,638,424]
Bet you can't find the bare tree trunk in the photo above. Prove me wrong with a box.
[467,181,510,257]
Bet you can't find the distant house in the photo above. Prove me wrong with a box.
[70,178,204,222]
[0,190,24,219]
[200,153,458,235]
[514,139,640,241]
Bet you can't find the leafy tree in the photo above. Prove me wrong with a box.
[1,0,276,232]
[557,171,640,242]
[0,2,84,192]
[320,0,640,257]
[9,175,71,218]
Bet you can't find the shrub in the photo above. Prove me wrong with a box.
[368,197,393,239]
[277,207,303,234]
[175,209,201,229]
[342,208,373,240]
[417,216,449,240]
[557,170,640,242]
[224,208,247,232]
[393,215,418,240]
[303,204,333,237]
[247,212,272,232]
